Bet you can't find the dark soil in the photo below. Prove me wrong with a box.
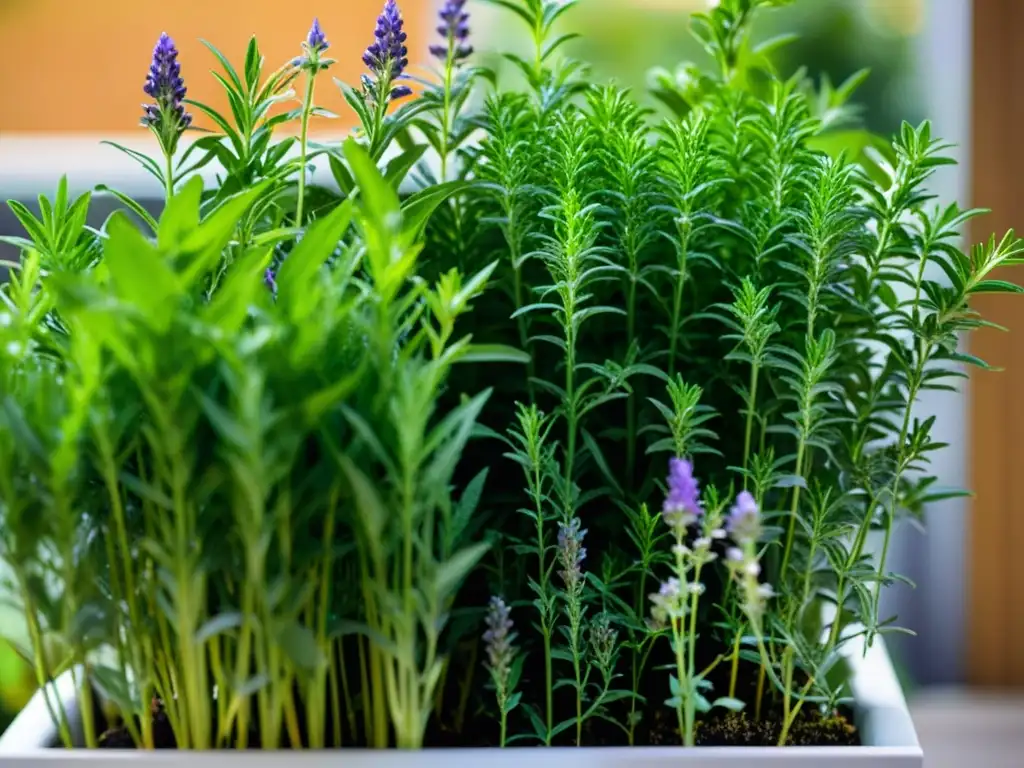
[94,692,858,749]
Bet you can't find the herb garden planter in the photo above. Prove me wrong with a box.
[0,635,922,766]
[0,0,1013,763]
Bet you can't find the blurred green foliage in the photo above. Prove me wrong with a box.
[478,0,922,136]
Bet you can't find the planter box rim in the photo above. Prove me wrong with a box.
[0,634,922,766]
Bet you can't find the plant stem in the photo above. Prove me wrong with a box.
[440,50,454,183]
[625,273,638,488]
[742,364,760,485]
[18,577,73,748]
[668,231,689,378]
[728,623,743,699]
[779,436,807,578]
[164,151,174,201]
[672,615,687,744]
[454,639,478,733]
[683,559,705,747]
[528,435,555,743]
[295,72,316,229]
[511,259,535,397]
[754,662,766,721]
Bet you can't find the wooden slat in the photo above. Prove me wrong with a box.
[968,0,1024,687]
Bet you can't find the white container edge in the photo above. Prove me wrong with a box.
[0,634,922,767]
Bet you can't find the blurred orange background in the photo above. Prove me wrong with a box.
[0,0,430,133]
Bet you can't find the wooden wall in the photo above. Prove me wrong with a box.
[0,0,430,134]
[968,0,1024,688]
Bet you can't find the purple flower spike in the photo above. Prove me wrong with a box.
[483,596,515,678]
[556,517,587,589]
[141,33,191,138]
[295,18,332,70]
[727,490,761,544]
[307,18,329,52]
[362,0,411,104]
[662,457,702,530]
[431,0,473,63]
[264,267,277,297]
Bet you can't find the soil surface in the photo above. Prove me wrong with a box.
[95,698,858,748]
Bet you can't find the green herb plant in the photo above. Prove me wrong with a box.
[1,0,1021,753]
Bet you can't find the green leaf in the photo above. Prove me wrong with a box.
[971,279,1024,294]
[103,212,181,333]
[455,344,531,364]
[436,542,490,599]
[178,182,268,286]
[195,612,244,644]
[300,360,367,424]
[244,36,261,93]
[91,665,139,716]
[6,200,48,249]
[337,455,387,567]
[276,622,324,671]
[401,181,469,241]
[383,144,428,189]
[712,697,746,712]
[581,428,623,496]
[200,39,246,97]
[95,185,158,234]
[451,467,489,544]
[158,175,203,251]
[343,138,400,222]
[276,199,353,321]
[100,141,164,183]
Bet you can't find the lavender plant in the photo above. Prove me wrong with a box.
[1,0,1022,753]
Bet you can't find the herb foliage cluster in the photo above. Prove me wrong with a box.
[0,0,1020,751]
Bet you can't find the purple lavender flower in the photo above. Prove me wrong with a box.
[429,0,472,62]
[264,267,277,297]
[556,517,587,589]
[294,18,333,70]
[662,457,702,530]
[589,613,618,672]
[307,18,329,51]
[362,0,412,103]
[648,577,684,627]
[727,490,761,544]
[141,33,191,140]
[483,596,515,678]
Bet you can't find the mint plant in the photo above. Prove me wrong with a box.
[0,0,1020,752]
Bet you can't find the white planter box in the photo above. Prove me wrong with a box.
[0,636,922,768]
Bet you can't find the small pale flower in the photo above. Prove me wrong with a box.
[727,490,762,544]
[483,595,516,679]
[589,613,618,671]
[694,536,711,550]
[663,457,702,530]
[649,577,685,625]
[557,517,587,589]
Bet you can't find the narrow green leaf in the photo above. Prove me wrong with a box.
[436,542,490,598]
[103,212,181,332]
